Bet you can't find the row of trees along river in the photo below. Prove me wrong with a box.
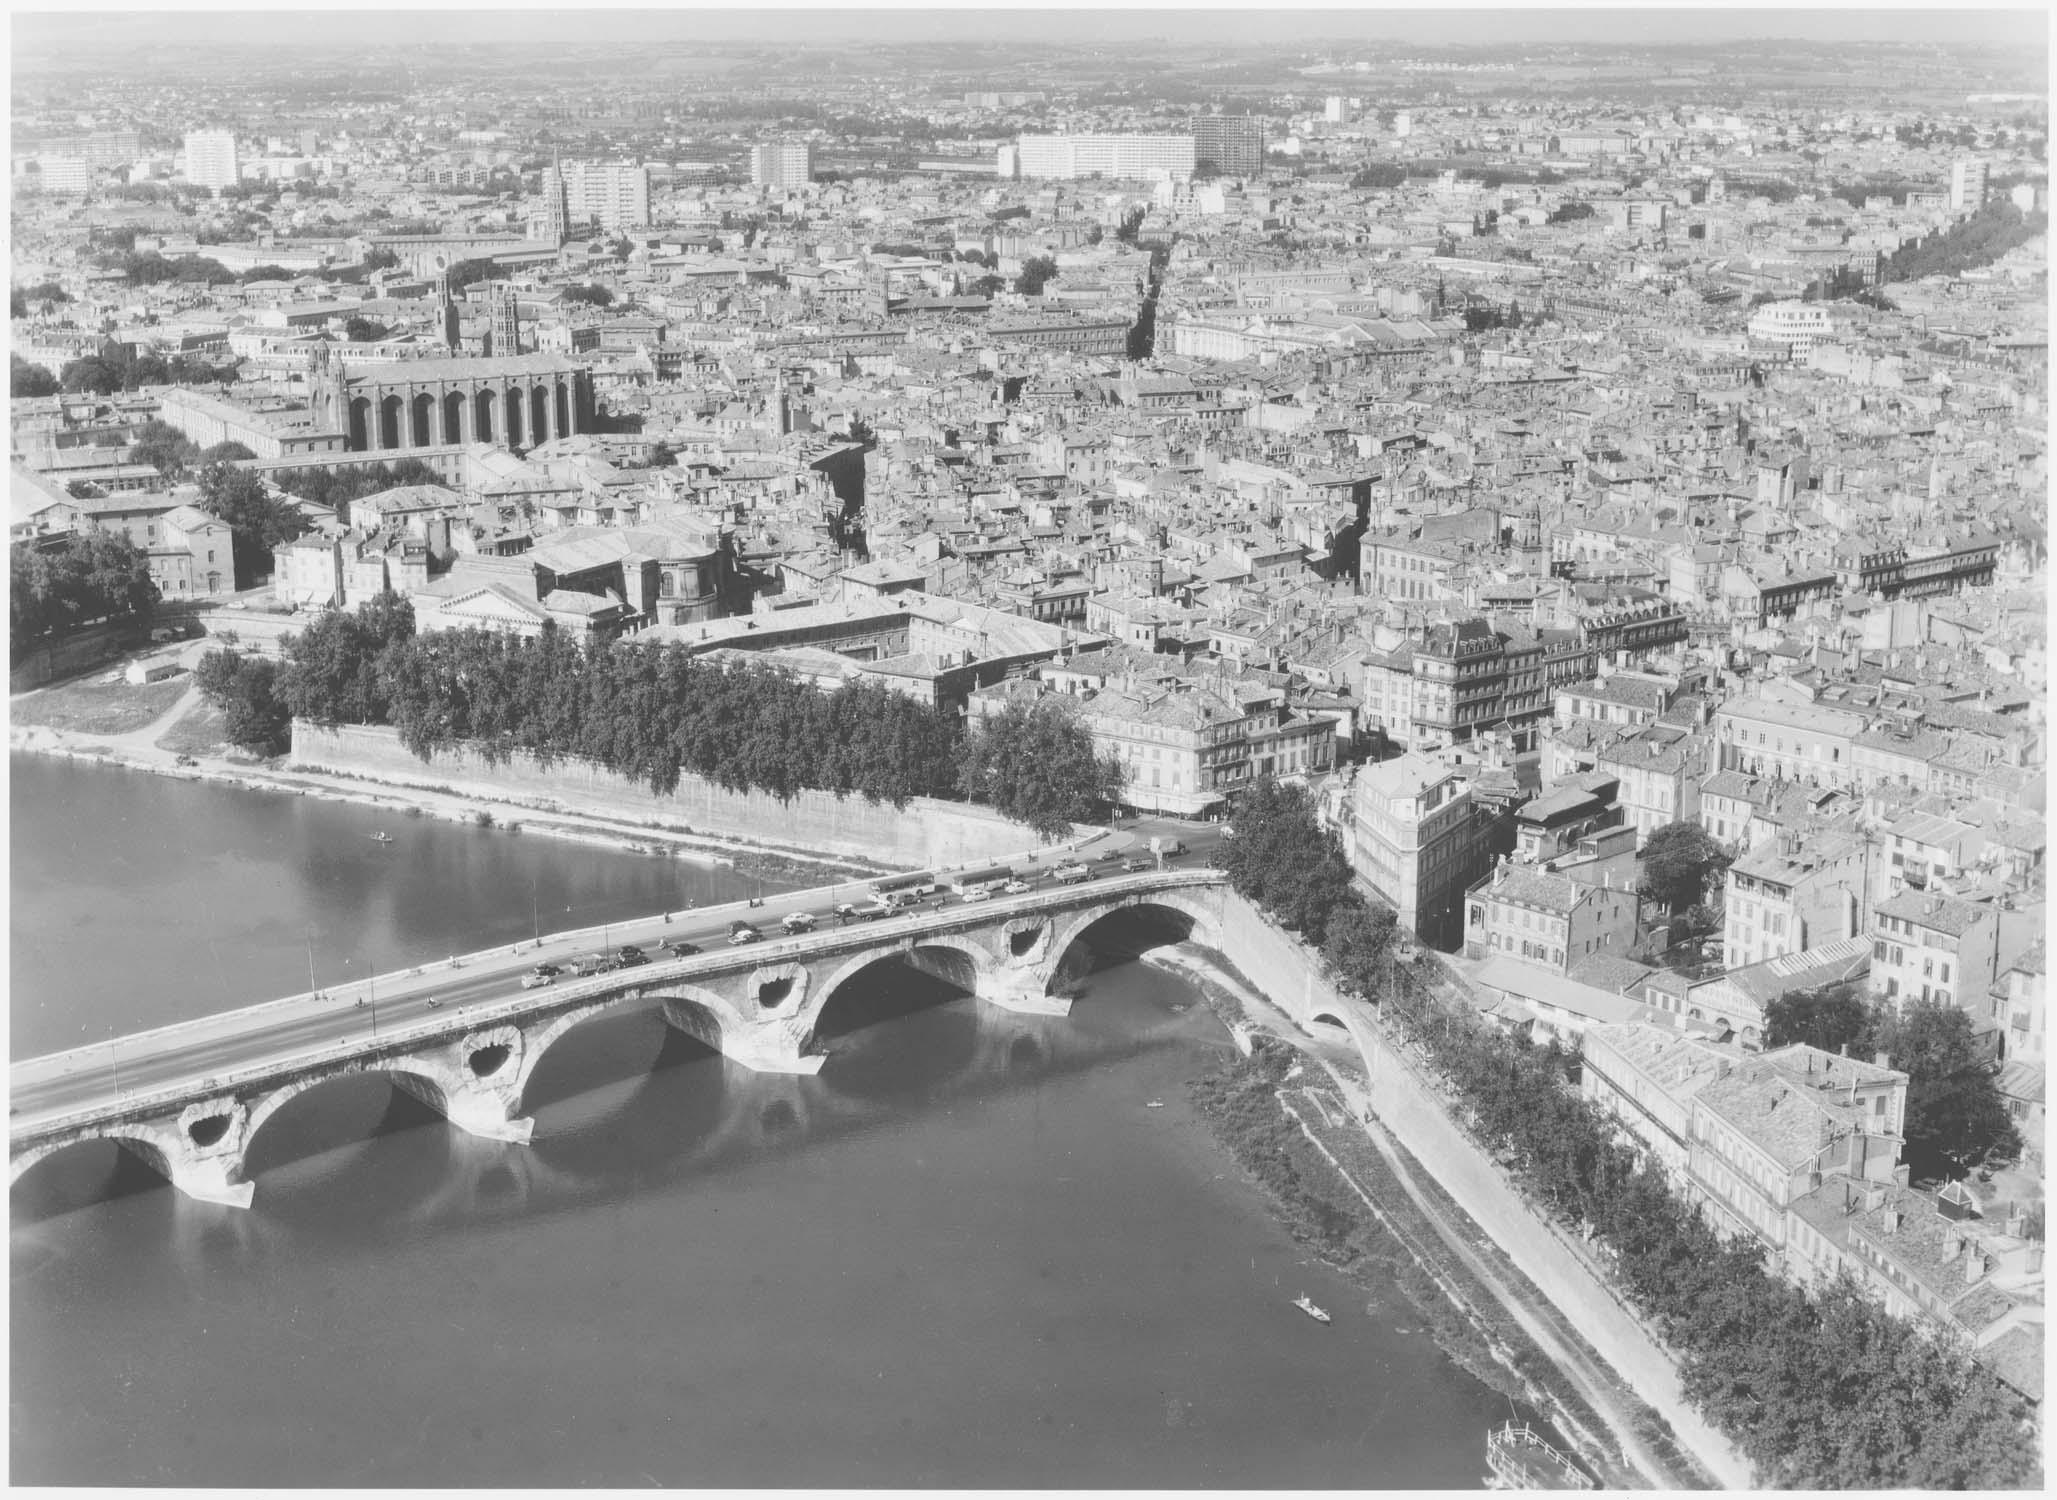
[1216,779,2040,1491]
[194,597,1123,840]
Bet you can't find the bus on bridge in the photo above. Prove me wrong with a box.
[870,870,940,908]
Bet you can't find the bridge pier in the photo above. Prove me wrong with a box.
[657,997,824,1075]
[975,970,1072,1017]
[392,1072,535,1144]
[139,1141,256,1210]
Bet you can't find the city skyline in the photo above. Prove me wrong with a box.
[12,4,2052,56]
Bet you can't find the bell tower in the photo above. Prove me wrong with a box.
[489,284,522,358]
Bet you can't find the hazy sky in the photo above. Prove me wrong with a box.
[11,4,2053,55]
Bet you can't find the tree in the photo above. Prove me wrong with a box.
[198,441,256,464]
[10,530,158,659]
[361,248,400,272]
[342,315,388,342]
[1640,820,1730,915]
[1547,200,1594,224]
[561,282,613,307]
[1217,778,1354,948]
[1322,899,1399,996]
[60,355,125,396]
[194,649,289,756]
[196,462,305,588]
[1014,255,1059,296]
[129,418,201,479]
[276,595,416,727]
[1874,998,2022,1174]
[955,697,1119,839]
[9,287,24,319]
[238,264,296,284]
[1764,980,1875,1055]
[446,257,500,293]
[11,355,60,398]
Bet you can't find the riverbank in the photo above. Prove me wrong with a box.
[9,709,887,886]
[1149,945,1715,1491]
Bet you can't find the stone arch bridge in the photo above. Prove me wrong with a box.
[10,873,1226,1210]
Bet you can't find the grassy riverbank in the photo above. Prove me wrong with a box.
[1189,1037,1703,1490]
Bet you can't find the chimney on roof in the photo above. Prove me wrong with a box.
[1883,1206,1902,1234]
[1874,1051,1890,1069]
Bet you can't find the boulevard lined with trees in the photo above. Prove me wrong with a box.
[1217,784,2039,1490]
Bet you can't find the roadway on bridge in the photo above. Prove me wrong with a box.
[11,822,1220,1131]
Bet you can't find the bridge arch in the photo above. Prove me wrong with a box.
[1042,893,1220,987]
[8,1124,181,1193]
[241,1060,460,1162]
[807,935,995,1047]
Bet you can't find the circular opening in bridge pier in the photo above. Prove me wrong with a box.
[186,1114,232,1148]
[467,1044,512,1079]
[756,976,793,1010]
[1008,926,1044,958]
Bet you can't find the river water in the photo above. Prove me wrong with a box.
[10,754,1503,1487]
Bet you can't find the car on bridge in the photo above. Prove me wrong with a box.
[728,920,762,946]
[1095,847,1124,862]
[835,900,892,923]
[574,952,621,976]
[781,911,818,934]
[664,940,702,958]
[1051,862,1094,885]
[1002,878,1034,895]
[521,963,562,989]
[617,945,649,967]
[1122,855,1151,872]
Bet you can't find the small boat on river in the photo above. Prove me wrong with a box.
[1292,1295,1331,1324]
[1485,1419,1593,1490]
[370,831,394,844]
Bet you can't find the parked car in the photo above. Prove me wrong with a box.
[521,963,562,989]
[728,920,761,945]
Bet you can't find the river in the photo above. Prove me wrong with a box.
[10,754,1505,1487]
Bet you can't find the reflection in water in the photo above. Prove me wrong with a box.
[13,760,1508,1490]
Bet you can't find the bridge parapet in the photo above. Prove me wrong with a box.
[10,869,1226,1208]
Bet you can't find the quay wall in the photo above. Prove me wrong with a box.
[1211,887,1754,1490]
[290,721,1054,871]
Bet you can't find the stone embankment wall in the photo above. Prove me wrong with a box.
[291,722,1052,870]
[1211,887,1754,1490]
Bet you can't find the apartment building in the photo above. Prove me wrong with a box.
[750,142,813,190]
[1332,753,1492,948]
[1464,859,1639,973]
[1713,694,1869,789]
[1722,827,1869,970]
[1597,727,1709,843]
[183,128,238,191]
[1010,133,1197,181]
[563,160,651,231]
[1869,889,2002,1010]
